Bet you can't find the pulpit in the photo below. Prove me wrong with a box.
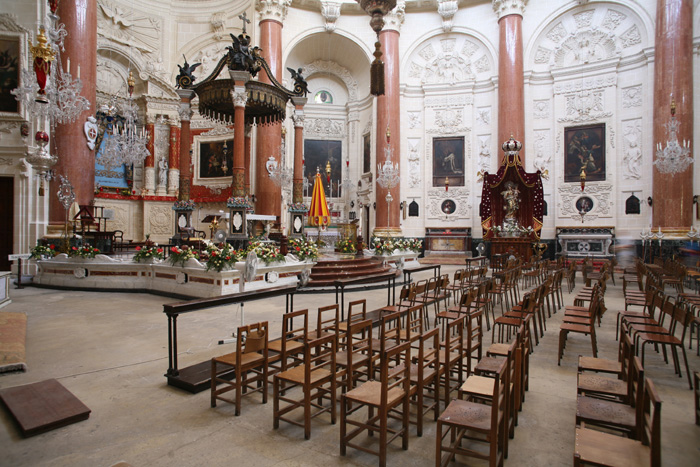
[491,237,533,261]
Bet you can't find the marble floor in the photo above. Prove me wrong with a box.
[1,266,699,466]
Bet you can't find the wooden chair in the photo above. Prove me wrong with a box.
[336,319,373,392]
[268,309,308,377]
[695,372,700,426]
[578,328,630,378]
[435,286,476,336]
[564,260,577,293]
[558,295,599,365]
[576,356,645,439]
[210,321,268,416]
[340,341,411,467]
[573,379,662,467]
[338,299,367,334]
[316,304,339,340]
[462,307,483,377]
[407,327,441,436]
[440,316,465,407]
[273,333,337,439]
[443,269,465,306]
[577,333,634,404]
[436,356,508,467]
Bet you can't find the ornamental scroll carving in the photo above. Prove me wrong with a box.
[407,138,421,188]
[427,188,470,222]
[408,37,490,85]
[558,183,613,221]
[146,204,174,236]
[304,118,345,138]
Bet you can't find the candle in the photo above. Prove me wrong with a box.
[77,65,80,79]
[66,57,70,74]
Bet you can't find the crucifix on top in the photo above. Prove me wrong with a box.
[238,12,251,34]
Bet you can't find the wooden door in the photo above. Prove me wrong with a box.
[0,177,13,271]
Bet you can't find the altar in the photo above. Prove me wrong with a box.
[491,237,534,261]
[556,227,614,258]
[425,227,472,254]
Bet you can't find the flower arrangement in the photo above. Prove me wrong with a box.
[288,236,319,261]
[204,243,242,272]
[68,244,100,258]
[247,240,284,265]
[172,200,196,211]
[492,224,534,237]
[168,245,200,267]
[120,188,136,196]
[226,196,253,209]
[132,246,164,263]
[30,244,57,259]
[336,238,357,254]
[288,202,308,212]
[402,238,423,252]
[371,237,395,256]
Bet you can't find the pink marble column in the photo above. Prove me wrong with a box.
[291,98,306,204]
[244,124,252,196]
[255,18,283,216]
[230,75,248,198]
[496,8,525,164]
[176,90,195,201]
[49,0,96,223]
[374,28,401,237]
[143,122,155,194]
[167,125,180,196]
[652,0,694,231]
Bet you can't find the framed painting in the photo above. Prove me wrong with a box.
[564,124,605,183]
[304,139,342,197]
[362,133,371,174]
[193,134,234,186]
[432,136,465,187]
[0,32,23,117]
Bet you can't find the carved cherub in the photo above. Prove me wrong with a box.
[287,67,309,97]
[175,55,201,89]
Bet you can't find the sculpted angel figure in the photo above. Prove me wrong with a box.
[501,181,521,221]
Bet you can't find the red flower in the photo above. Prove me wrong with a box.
[295,246,300,251]
[49,244,55,249]
[157,248,163,253]
[93,248,99,252]
[225,256,231,260]
[135,246,142,251]
[71,246,77,251]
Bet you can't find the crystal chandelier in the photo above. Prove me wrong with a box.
[339,157,355,194]
[268,142,293,195]
[98,71,150,169]
[654,98,692,176]
[376,127,400,225]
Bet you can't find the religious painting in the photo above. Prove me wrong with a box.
[0,35,20,115]
[576,196,594,213]
[362,133,371,174]
[304,139,342,197]
[432,136,465,187]
[198,138,234,179]
[441,199,456,215]
[564,124,606,183]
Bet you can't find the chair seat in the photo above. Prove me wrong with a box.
[276,365,332,385]
[213,352,265,368]
[268,339,303,354]
[460,375,496,398]
[437,398,492,432]
[474,356,503,375]
[560,322,592,333]
[574,427,650,467]
[408,363,438,383]
[336,350,370,367]
[578,356,621,374]
[576,395,635,429]
[578,374,627,397]
[486,343,510,356]
[344,381,405,407]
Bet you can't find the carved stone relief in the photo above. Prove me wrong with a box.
[155,125,169,188]
[408,111,421,130]
[427,188,470,222]
[103,202,132,239]
[558,183,613,221]
[533,100,549,120]
[477,135,491,173]
[304,118,345,138]
[619,25,641,48]
[437,0,459,32]
[256,0,292,23]
[547,23,568,44]
[601,9,626,30]
[426,95,471,108]
[408,36,490,85]
[210,12,226,40]
[427,109,468,135]
[552,30,618,67]
[97,56,128,96]
[98,1,162,53]
[622,85,642,108]
[146,203,174,236]
[573,10,595,29]
[558,90,612,124]
[476,107,491,126]
[193,44,228,81]
[407,138,421,189]
[622,119,642,180]
[320,1,341,32]
[533,130,551,173]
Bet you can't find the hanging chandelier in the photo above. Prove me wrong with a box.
[654,97,692,176]
[268,142,293,194]
[98,71,149,169]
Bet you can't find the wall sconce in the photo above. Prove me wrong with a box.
[647,196,652,206]
[580,168,586,192]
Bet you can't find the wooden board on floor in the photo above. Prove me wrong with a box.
[0,379,91,437]
[167,361,235,394]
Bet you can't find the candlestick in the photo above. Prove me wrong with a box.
[77,64,80,79]
[66,57,70,74]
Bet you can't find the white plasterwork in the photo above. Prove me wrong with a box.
[573,10,595,30]
[622,119,642,180]
[256,0,292,22]
[193,43,228,81]
[210,12,226,41]
[601,9,626,30]
[551,30,619,67]
[425,95,472,108]
[408,112,421,130]
[303,60,358,102]
[477,135,491,173]
[476,106,491,126]
[304,118,345,138]
[622,85,642,108]
[558,183,613,220]
[201,125,234,137]
[168,168,179,195]
[437,0,459,33]
[98,0,162,54]
[492,0,527,19]
[554,76,616,95]
[384,0,406,32]
[146,203,174,237]
[427,188,470,222]
[558,89,612,123]
[320,1,341,33]
[619,25,641,48]
[532,130,551,173]
[533,100,549,119]
[407,138,421,189]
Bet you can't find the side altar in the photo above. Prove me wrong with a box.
[479,138,545,262]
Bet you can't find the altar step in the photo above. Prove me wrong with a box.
[307,256,394,287]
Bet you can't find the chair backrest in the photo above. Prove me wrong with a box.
[641,378,662,467]
[317,304,339,339]
[347,299,367,326]
[403,304,424,343]
[442,316,464,362]
[379,311,402,354]
[458,287,477,314]
[418,327,440,383]
[379,341,411,409]
[415,279,428,296]
[630,356,646,432]
[282,309,308,348]
[303,332,337,386]
[238,321,268,358]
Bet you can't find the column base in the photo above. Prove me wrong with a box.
[653,227,693,239]
[372,226,403,238]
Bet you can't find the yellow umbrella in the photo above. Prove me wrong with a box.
[308,170,330,227]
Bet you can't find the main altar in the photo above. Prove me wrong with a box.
[479,138,545,262]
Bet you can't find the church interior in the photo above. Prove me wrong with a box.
[1,0,699,465]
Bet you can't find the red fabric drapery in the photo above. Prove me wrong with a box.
[479,153,544,239]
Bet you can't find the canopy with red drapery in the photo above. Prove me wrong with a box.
[479,138,544,239]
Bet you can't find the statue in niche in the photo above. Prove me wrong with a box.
[478,138,491,171]
[623,134,642,180]
[501,181,521,223]
[158,157,168,187]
